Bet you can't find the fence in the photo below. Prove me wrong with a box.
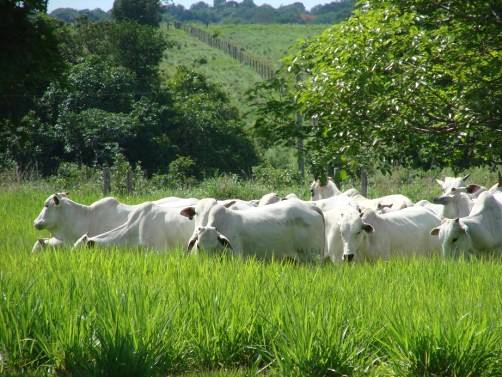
[171,22,275,80]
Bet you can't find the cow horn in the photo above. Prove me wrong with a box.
[463,173,470,181]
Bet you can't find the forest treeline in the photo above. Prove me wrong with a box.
[50,0,355,25]
[2,0,501,185]
[1,0,257,179]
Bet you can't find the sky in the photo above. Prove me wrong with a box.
[47,0,335,13]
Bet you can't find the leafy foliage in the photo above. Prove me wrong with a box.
[112,0,162,26]
[261,0,502,175]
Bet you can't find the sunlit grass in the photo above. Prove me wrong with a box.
[0,183,501,376]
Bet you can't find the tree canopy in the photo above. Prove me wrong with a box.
[257,0,502,176]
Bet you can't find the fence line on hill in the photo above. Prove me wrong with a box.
[170,22,275,80]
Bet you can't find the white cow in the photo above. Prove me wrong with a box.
[310,177,342,200]
[344,189,413,213]
[430,191,502,258]
[323,203,360,263]
[431,188,474,219]
[436,174,484,199]
[180,199,325,262]
[339,207,441,262]
[33,193,198,251]
[258,192,281,206]
[33,193,137,250]
[73,201,195,251]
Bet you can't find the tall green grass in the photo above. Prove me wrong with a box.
[1,175,501,376]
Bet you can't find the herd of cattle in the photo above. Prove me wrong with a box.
[32,173,502,262]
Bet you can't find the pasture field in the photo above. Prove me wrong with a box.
[205,24,330,68]
[1,172,501,376]
[161,26,262,118]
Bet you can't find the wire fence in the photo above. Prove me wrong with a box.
[170,22,275,80]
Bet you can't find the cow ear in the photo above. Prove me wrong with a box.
[430,227,440,236]
[223,200,236,208]
[466,184,480,194]
[362,223,374,233]
[52,195,60,205]
[180,207,196,220]
[463,173,470,182]
[217,234,232,249]
[187,236,197,252]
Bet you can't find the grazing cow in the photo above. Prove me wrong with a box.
[310,177,342,200]
[430,191,502,258]
[344,189,413,213]
[33,193,197,251]
[73,201,195,251]
[431,188,474,219]
[339,207,441,262]
[180,199,325,262]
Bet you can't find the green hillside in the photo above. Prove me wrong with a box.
[160,26,263,117]
[206,23,330,67]
[161,23,330,118]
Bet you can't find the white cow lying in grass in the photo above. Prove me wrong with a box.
[32,193,137,252]
[338,207,441,262]
[73,199,197,250]
[179,199,325,262]
[430,191,502,258]
[32,193,197,252]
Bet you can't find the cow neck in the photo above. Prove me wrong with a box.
[53,199,92,242]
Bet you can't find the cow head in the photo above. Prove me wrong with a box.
[436,174,470,195]
[186,226,232,254]
[33,193,69,231]
[339,208,374,262]
[430,218,473,258]
[310,177,338,201]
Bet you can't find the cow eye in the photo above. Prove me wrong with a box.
[452,238,458,243]
[44,204,49,208]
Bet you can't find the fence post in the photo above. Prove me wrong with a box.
[103,166,111,196]
[360,169,368,197]
[127,169,133,195]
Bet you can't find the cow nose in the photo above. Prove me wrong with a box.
[343,254,354,262]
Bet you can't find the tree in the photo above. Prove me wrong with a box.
[168,67,258,177]
[0,1,66,171]
[282,0,502,174]
[112,0,161,26]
